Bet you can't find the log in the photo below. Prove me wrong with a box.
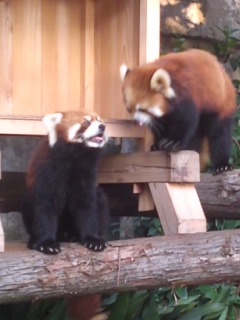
[197,170,240,220]
[2,229,240,303]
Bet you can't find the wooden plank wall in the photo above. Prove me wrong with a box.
[0,0,142,119]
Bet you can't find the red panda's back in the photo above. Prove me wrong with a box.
[148,49,236,118]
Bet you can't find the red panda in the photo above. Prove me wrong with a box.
[120,49,237,174]
[22,110,109,254]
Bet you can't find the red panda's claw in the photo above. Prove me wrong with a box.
[30,240,61,255]
[83,237,108,252]
[156,139,180,152]
[213,164,233,175]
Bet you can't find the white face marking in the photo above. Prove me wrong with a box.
[82,120,108,148]
[133,111,151,126]
[42,113,63,147]
[119,64,129,81]
[68,123,81,141]
[147,106,164,117]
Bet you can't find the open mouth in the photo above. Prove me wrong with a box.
[89,132,104,143]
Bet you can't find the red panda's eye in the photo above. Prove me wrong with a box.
[82,119,90,127]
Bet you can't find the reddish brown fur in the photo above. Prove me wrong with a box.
[67,294,102,320]
[123,49,236,118]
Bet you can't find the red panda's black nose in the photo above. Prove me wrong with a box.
[99,124,105,131]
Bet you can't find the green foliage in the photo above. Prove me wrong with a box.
[104,285,240,320]
[0,299,69,320]
[212,26,240,62]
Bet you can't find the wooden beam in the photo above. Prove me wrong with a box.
[0,116,146,138]
[98,151,200,184]
[1,229,240,303]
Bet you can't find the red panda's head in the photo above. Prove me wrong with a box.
[42,110,108,148]
[120,64,176,126]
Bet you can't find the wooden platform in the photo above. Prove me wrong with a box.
[0,116,207,253]
[0,0,206,255]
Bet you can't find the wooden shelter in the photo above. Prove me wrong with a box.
[0,0,206,290]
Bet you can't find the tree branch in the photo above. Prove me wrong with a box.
[2,229,240,303]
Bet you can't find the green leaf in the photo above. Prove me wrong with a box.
[177,302,226,320]
[142,294,159,320]
[108,292,130,320]
[125,291,149,320]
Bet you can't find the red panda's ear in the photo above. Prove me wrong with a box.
[120,64,130,81]
[42,113,63,147]
[150,69,176,99]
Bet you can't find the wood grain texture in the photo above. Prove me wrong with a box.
[139,0,160,64]
[0,0,161,119]
[149,182,206,235]
[94,0,140,119]
[0,0,13,114]
[41,0,85,114]
[98,151,200,183]
[0,116,146,137]
[12,0,41,116]
[1,229,240,302]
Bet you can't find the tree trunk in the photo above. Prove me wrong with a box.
[196,170,240,220]
[2,229,240,303]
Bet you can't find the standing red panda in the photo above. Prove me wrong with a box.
[22,110,109,254]
[120,49,237,174]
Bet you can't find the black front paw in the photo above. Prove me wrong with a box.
[214,164,233,175]
[29,239,61,255]
[83,237,108,252]
[157,138,181,151]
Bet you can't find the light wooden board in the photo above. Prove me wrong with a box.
[94,0,140,119]
[0,116,146,138]
[12,0,41,116]
[84,0,95,111]
[149,182,206,235]
[139,0,160,64]
[0,0,13,114]
[41,0,85,114]
[98,151,200,184]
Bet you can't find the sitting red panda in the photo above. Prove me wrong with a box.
[22,110,109,254]
[120,49,237,174]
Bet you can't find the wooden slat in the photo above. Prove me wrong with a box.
[84,0,95,111]
[139,0,160,64]
[149,182,206,235]
[12,0,41,116]
[98,151,200,184]
[41,0,84,114]
[136,0,161,210]
[0,116,146,138]
[94,0,140,119]
[0,0,13,115]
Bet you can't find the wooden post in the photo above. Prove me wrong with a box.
[149,183,206,235]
